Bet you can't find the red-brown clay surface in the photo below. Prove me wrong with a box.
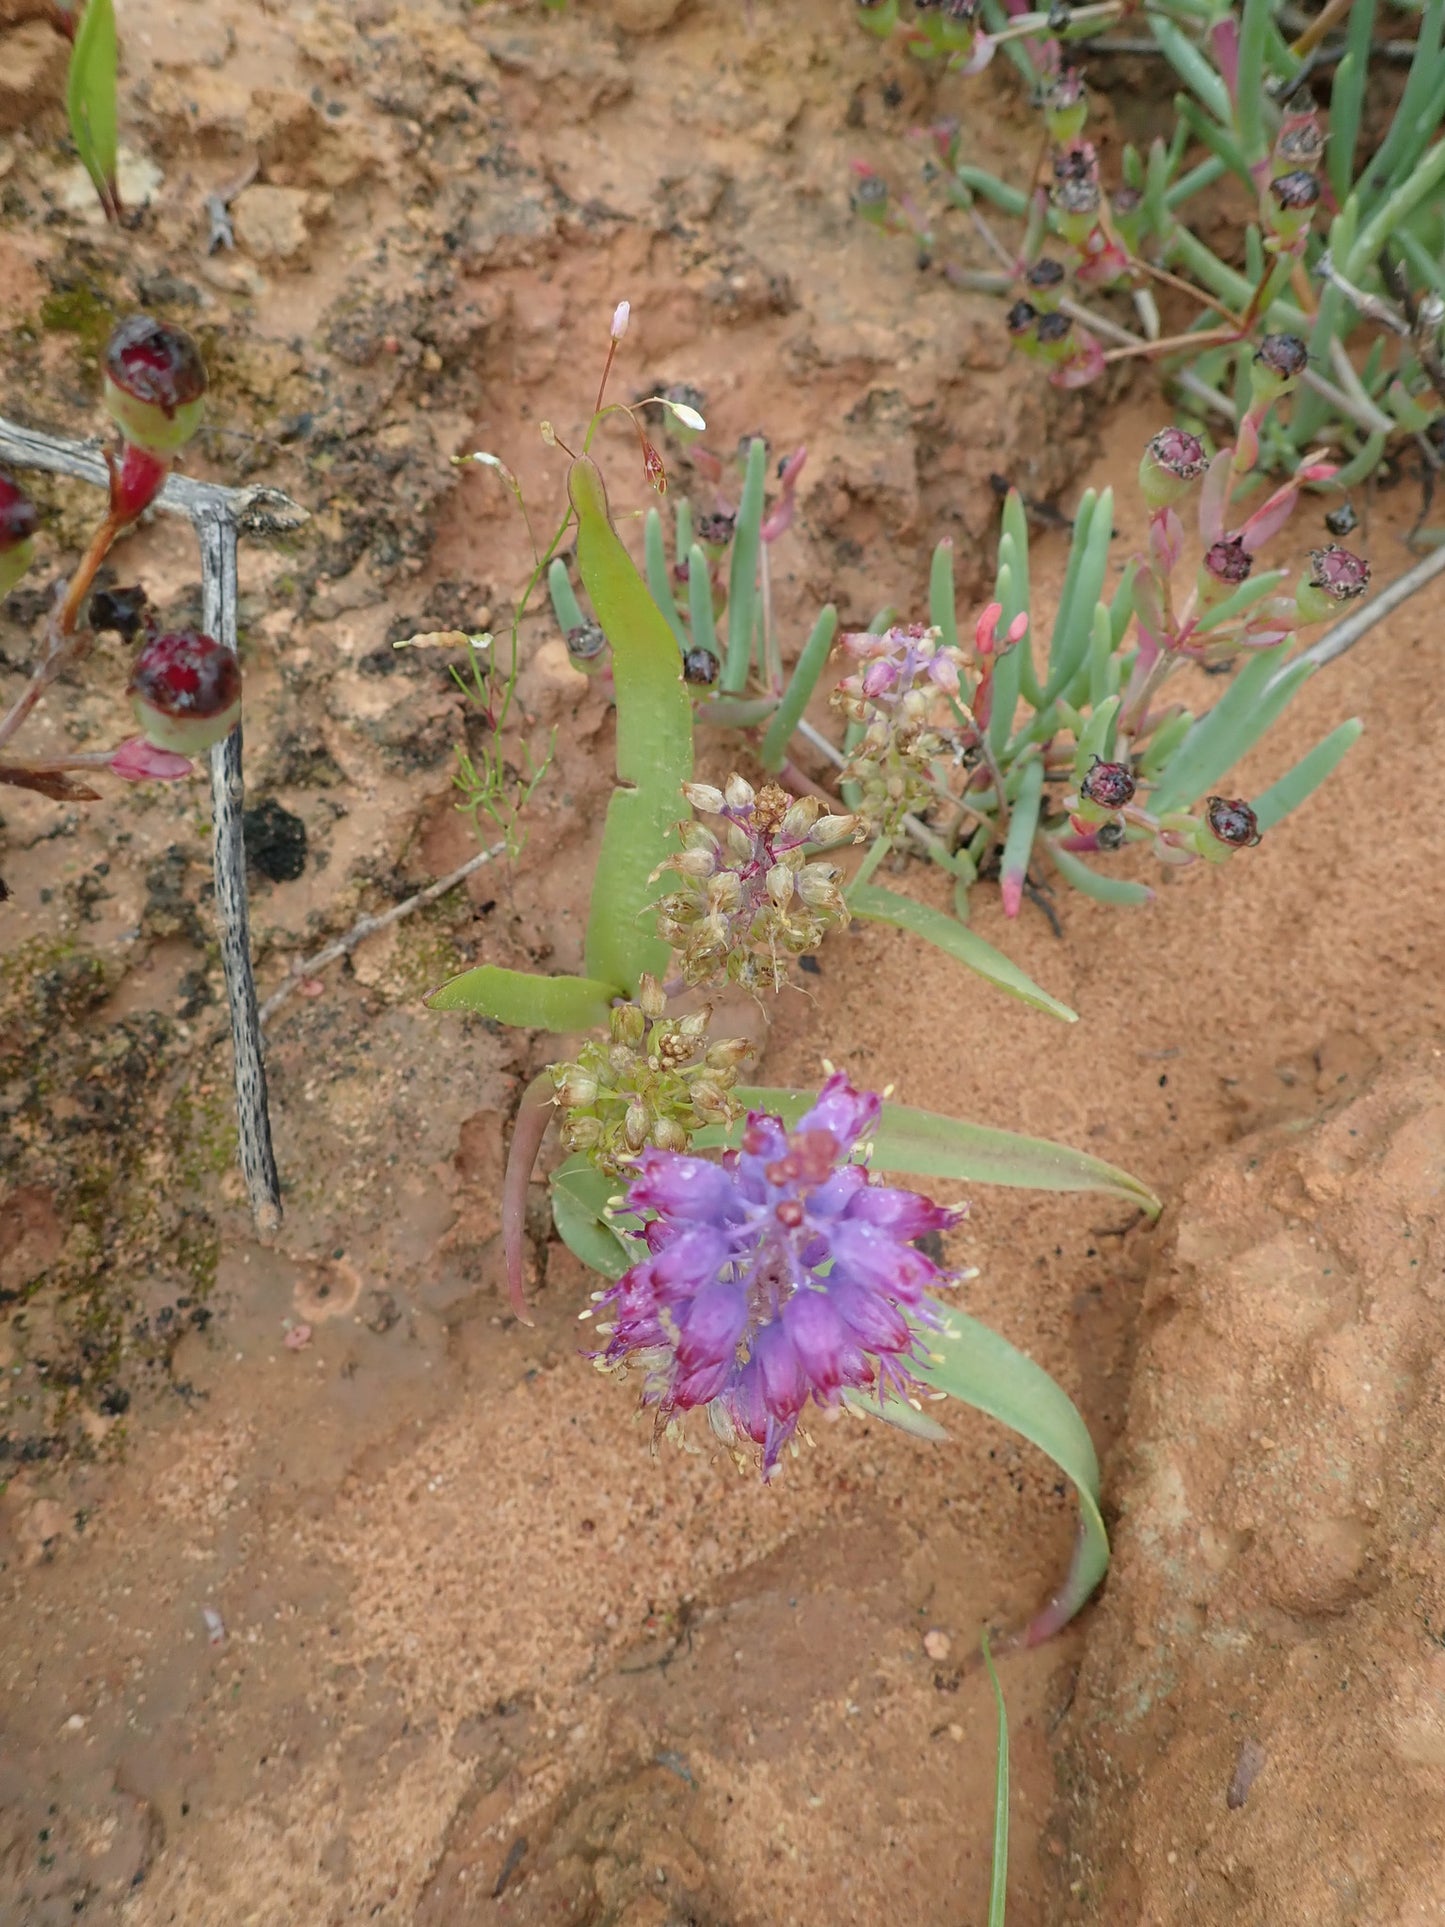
[1,4,1442,1924]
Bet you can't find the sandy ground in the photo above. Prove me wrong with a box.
[2,3,1442,1923]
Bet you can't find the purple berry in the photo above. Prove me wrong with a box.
[128,630,241,755]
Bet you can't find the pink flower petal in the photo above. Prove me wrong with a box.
[108,736,194,782]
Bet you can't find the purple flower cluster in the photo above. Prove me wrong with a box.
[595,1075,960,1473]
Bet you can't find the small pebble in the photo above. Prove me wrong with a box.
[284,1323,313,1351]
[923,1629,952,1661]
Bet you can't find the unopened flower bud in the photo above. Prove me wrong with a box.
[1266,169,1321,247]
[1080,757,1136,810]
[612,1002,647,1048]
[1273,102,1325,177]
[1053,174,1102,247]
[723,772,755,812]
[556,1069,600,1110]
[1044,68,1087,144]
[0,469,38,600]
[638,973,667,1020]
[610,300,631,341]
[1139,427,1207,508]
[1006,299,1039,339]
[683,646,720,686]
[566,620,608,670]
[1201,536,1253,591]
[683,781,726,815]
[1204,794,1261,850]
[128,631,241,755]
[850,172,891,225]
[1250,332,1309,407]
[1024,257,1066,311]
[1297,544,1370,622]
[102,315,207,457]
[1033,309,1076,365]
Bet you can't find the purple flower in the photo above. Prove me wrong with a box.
[595,1074,961,1473]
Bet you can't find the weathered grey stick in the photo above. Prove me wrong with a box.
[0,415,306,1234]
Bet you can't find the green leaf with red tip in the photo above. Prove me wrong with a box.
[569,456,694,995]
[426,964,619,1031]
[848,880,1076,1022]
[915,1306,1110,1640]
[67,0,119,222]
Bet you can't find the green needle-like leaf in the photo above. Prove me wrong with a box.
[548,556,585,636]
[849,881,1076,1022]
[930,541,959,652]
[1149,14,1229,121]
[67,0,119,222]
[1048,840,1153,906]
[983,1632,1010,1927]
[569,457,694,994]
[686,542,720,669]
[427,964,619,1030]
[760,604,838,773]
[723,439,767,694]
[1149,642,1306,814]
[645,508,687,649]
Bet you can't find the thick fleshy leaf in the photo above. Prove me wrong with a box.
[569,457,694,994]
[916,1305,1110,1641]
[1251,719,1363,833]
[1047,839,1154,906]
[760,604,838,772]
[1149,642,1306,813]
[722,438,767,693]
[427,963,619,1030]
[709,1089,1162,1216]
[849,881,1076,1022]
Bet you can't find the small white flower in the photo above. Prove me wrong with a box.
[610,300,631,340]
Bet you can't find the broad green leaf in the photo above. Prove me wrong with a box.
[723,438,767,693]
[760,604,838,772]
[713,1088,1162,1215]
[841,1384,949,1441]
[916,1305,1110,1635]
[848,881,1076,1022]
[569,457,694,994]
[1251,719,1363,832]
[1048,839,1153,907]
[427,964,618,1029]
[67,0,119,222]
[550,1154,641,1278]
[983,1632,1010,1927]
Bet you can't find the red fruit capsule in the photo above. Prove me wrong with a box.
[103,315,208,457]
[128,630,241,755]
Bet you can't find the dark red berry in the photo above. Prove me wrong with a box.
[128,630,242,755]
[682,647,720,686]
[1205,795,1261,848]
[1080,757,1136,809]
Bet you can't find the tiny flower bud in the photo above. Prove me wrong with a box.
[1053,174,1101,246]
[1273,102,1325,176]
[1297,544,1370,622]
[694,511,737,551]
[109,441,172,526]
[642,441,667,495]
[102,315,207,457]
[1139,427,1207,508]
[566,619,608,668]
[682,646,720,686]
[610,300,631,341]
[1250,332,1309,407]
[1033,309,1076,365]
[850,172,890,225]
[1270,170,1321,212]
[723,772,755,812]
[1204,795,1261,849]
[1044,68,1087,143]
[0,469,38,600]
[1080,757,1136,810]
[1202,536,1253,588]
[1024,257,1066,310]
[1005,299,1038,338]
[684,781,726,816]
[128,630,242,755]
